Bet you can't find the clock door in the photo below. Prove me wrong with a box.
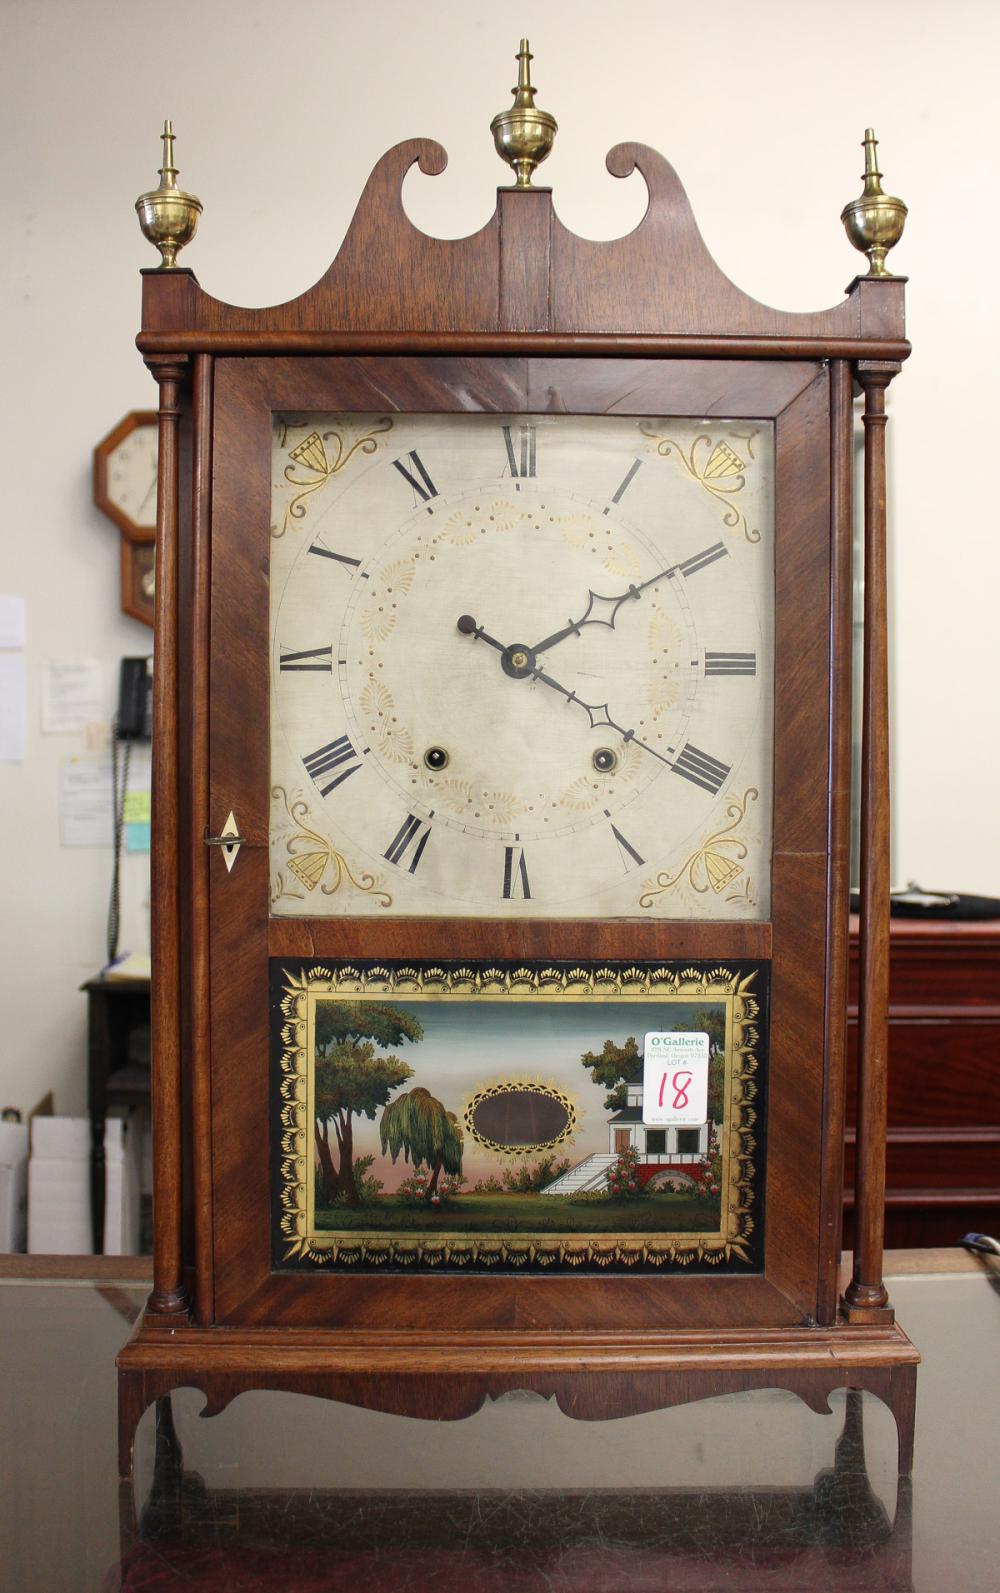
[205,353,841,1332]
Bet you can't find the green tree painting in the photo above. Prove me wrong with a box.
[380,1087,464,1199]
[313,1001,422,1207]
[699,1008,727,1126]
[580,1035,641,1111]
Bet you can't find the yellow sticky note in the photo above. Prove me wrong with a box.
[123,790,151,824]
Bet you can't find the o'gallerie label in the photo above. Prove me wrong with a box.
[642,1032,710,1126]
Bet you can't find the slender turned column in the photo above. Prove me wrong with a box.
[845,362,898,1313]
[147,355,189,1315]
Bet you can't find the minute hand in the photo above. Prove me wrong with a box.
[530,559,681,657]
[530,665,673,768]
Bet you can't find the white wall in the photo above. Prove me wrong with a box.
[2,0,997,1117]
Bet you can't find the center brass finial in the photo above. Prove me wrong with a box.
[490,39,557,189]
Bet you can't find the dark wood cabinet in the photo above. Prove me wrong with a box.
[845,918,1000,1247]
[82,975,151,1253]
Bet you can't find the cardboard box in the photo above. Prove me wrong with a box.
[0,1119,29,1252]
[27,1116,91,1254]
[26,1113,143,1255]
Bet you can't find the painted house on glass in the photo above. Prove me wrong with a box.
[543,1071,711,1197]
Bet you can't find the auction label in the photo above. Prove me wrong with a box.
[642,1032,709,1126]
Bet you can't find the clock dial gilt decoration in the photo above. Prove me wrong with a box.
[270,412,774,920]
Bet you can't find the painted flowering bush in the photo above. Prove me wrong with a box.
[698,1127,722,1195]
[395,1165,465,1204]
[606,1142,645,1201]
[472,1155,572,1194]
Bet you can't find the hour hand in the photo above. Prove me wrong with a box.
[456,615,537,680]
[456,614,505,653]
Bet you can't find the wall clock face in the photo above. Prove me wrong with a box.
[93,410,158,627]
[269,412,774,920]
[107,423,158,531]
[94,412,159,536]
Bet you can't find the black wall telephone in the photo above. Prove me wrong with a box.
[117,656,153,741]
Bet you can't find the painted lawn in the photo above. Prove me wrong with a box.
[314,1191,720,1233]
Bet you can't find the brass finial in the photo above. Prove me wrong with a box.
[490,39,557,188]
[135,120,202,269]
[841,128,907,277]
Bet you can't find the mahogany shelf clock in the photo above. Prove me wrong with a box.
[117,46,918,1475]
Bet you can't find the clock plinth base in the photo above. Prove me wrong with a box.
[117,1315,919,1481]
[145,1289,189,1317]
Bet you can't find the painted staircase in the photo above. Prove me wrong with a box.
[541,1151,617,1196]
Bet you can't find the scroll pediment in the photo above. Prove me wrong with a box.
[139,138,905,352]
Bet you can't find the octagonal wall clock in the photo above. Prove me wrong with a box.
[117,45,918,1476]
[93,410,158,626]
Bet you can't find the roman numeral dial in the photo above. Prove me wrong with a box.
[271,410,772,920]
[502,846,531,899]
[705,651,756,677]
[303,735,363,795]
[384,813,432,872]
[610,824,644,872]
[678,542,727,578]
[672,743,731,795]
[280,645,333,672]
[308,537,362,572]
[392,451,438,503]
[604,457,642,514]
[502,424,536,478]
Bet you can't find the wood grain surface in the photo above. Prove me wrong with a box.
[203,355,837,1332]
[137,141,907,354]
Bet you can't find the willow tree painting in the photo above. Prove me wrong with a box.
[380,1086,464,1199]
[313,1001,423,1207]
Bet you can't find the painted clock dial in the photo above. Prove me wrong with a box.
[269,412,773,919]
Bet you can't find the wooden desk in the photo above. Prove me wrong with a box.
[846,916,1000,1247]
[81,974,151,1252]
[3,1250,999,1591]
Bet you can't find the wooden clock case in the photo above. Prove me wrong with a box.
[117,137,918,1474]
